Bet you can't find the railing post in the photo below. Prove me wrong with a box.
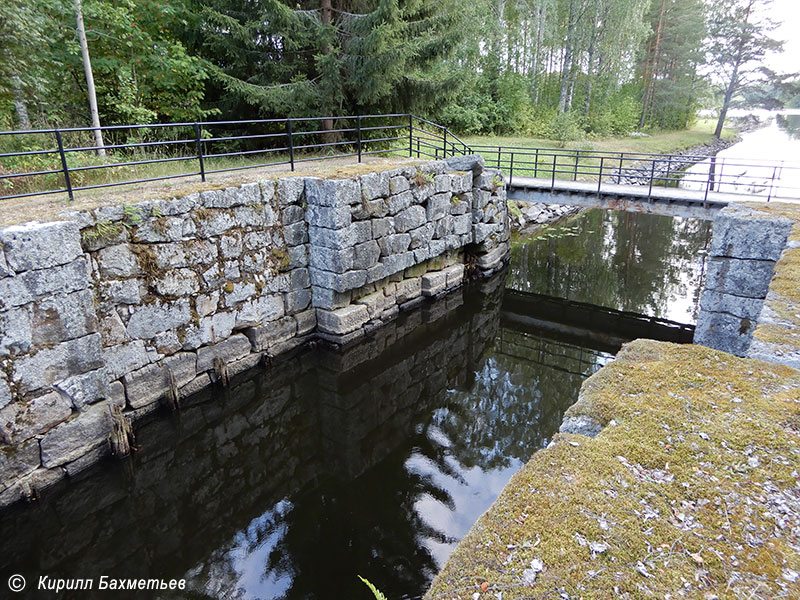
[551,154,556,190]
[408,115,413,158]
[665,156,672,188]
[574,151,579,181]
[55,129,74,202]
[443,128,448,158]
[768,165,778,201]
[647,159,656,200]
[509,152,514,186]
[194,123,206,182]
[618,153,623,184]
[597,156,604,194]
[534,148,539,178]
[357,115,362,163]
[286,118,295,171]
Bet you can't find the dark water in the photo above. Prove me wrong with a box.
[0,210,711,600]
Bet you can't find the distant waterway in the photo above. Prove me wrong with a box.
[0,209,711,600]
[682,112,800,199]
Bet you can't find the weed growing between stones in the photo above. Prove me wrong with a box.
[413,168,434,187]
[81,221,124,244]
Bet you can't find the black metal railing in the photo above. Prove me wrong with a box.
[2,112,798,203]
[473,145,800,202]
[0,114,472,202]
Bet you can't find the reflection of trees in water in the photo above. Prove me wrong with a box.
[777,114,800,140]
[507,210,711,322]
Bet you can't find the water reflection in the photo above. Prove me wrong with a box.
[507,209,711,324]
[0,209,711,600]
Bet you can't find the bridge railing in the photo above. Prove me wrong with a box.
[0,114,472,202]
[472,145,800,202]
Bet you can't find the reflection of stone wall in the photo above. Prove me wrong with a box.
[694,204,792,356]
[0,271,506,590]
[0,157,511,509]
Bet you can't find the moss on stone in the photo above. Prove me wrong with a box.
[425,340,800,600]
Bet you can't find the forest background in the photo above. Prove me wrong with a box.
[0,0,797,142]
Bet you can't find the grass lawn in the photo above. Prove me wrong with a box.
[462,118,736,155]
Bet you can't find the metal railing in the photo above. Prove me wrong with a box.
[473,145,800,202]
[3,112,798,203]
[0,114,472,202]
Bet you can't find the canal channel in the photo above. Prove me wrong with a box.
[0,208,712,600]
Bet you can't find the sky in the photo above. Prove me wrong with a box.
[763,0,800,74]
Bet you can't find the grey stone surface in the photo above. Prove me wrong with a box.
[382,252,416,276]
[0,221,82,272]
[0,438,40,487]
[282,205,305,225]
[395,277,422,303]
[123,363,170,409]
[97,244,140,278]
[277,177,306,206]
[31,289,97,346]
[395,206,426,233]
[699,289,766,320]
[378,234,411,256]
[694,310,753,356]
[0,391,72,443]
[40,403,111,469]
[126,299,191,339]
[306,204,352,229]
[164,352,198,388]
[103,341,150,380]
[181,311,236,350]
[704,257,777,299]
[559,415,603,437]
[245,317,297,352]
[284,221,309,246]
[235,295,285,328]
[99,279,141,305]
[710,206,793,261]
[421,270,447,296]
[0,307,31,356]
[223,281,257,307]
[361,172,390,200]
[285,288,312,314]
[388,191,414,215]
[54,368,109,409]
[288,245,309,269]
[309,268,367,293]
[409,224,434,249]
[445,154,485,173]
[317,304,370,335]
[296,309,317,336]
[444,264,465,288]
[477,243,509,270]
[196,334,252,373]
[372,217,395,239]
[13,333,104,395]
[311,287,351,310]
[194,210,236,238]
[0,376,10,411]
[0,249,10,278]
[18,256,89,299]
[389,176,410,194]
[353,241,381,270]
[153,269,201,297]
[310,245,354,273]
[306,178,360,207]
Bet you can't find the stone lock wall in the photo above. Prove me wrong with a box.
[0,155,509,508]
[694,204,793,356]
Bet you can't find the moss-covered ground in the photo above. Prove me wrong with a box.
[425,339,800,600]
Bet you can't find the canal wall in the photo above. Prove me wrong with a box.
[694,203,794,359]
[0,155,510,509]
[0,270,506,589]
